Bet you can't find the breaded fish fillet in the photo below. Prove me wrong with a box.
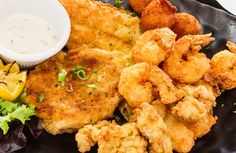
[60,0,141,53]
[25,47,127,134]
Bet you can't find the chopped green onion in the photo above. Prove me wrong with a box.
[115,116,121,122]
[76,70,89,80]
[38,94,45,102]
[71,66,85,73]
[86,83,98,89]
[130,12,138,17]
[221,88,225,92]
[71,66,89,80]
[125,58,134,67]
[58,69,67,86]
[114,0,122,7]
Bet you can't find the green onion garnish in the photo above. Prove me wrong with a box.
[71,66,85,73]
[125,58,134,67]
[221,88,225,92]
[114,0,122,7]
[115,116,121,122]
[76,70,89,80]
[71,66,89,80]
[130,12,137,17]
[86,83,98,89]
[58,69,67,86]
[38,93,45,102]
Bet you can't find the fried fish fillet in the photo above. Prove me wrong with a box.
[60,0,141,53]
[25,47,127,134]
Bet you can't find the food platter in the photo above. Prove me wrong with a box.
[11,0,236,153]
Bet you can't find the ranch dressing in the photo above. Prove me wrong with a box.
[0,13,58,54]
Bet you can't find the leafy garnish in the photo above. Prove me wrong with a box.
[0,100,35,134]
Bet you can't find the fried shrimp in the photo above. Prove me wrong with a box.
[129,0,153,14]
[118,63,184,108]
[136,103,172,153]
[149,65,185,104]
[163,34,214,84]
[75,121,148,153]
[172,13,201,39]
[118,63,153,108]
[208,41,236,90]
[141,0,176,31]
[132,28,177,65]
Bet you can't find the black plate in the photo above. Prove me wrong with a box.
[16,0,236,153]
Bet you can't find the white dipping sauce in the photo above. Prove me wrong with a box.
[0,13,58,54]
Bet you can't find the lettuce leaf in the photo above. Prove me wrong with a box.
[0,100,35,134]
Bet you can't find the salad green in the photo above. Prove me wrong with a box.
[0,98,35,134]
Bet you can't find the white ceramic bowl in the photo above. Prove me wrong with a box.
[217,0,236,16]
[0,0,71,68]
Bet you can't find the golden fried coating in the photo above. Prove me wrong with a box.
[132,28,176,65]
[151,100,168,119]
[136,102,172,153]
[149,65,185,104]
[75,121,148,153]
[171,96,207,123]
[207,41,236,90]
[118,63,153,108]
[164,114,195,153]
[25,48,127,134]
[227,41,236,53]
[177,83,216,111]
[186,113,217,138]
[163,34,214,83]
[118,63,184,108]
[172,13,201,39]
[129,0,153,14]
[76,120,116,152]
[60,0,141,53]
[141,0,176,31]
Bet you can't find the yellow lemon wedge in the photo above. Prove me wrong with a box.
[0,59,4,69]
[0,60,26,101]
[0,59,20,74]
